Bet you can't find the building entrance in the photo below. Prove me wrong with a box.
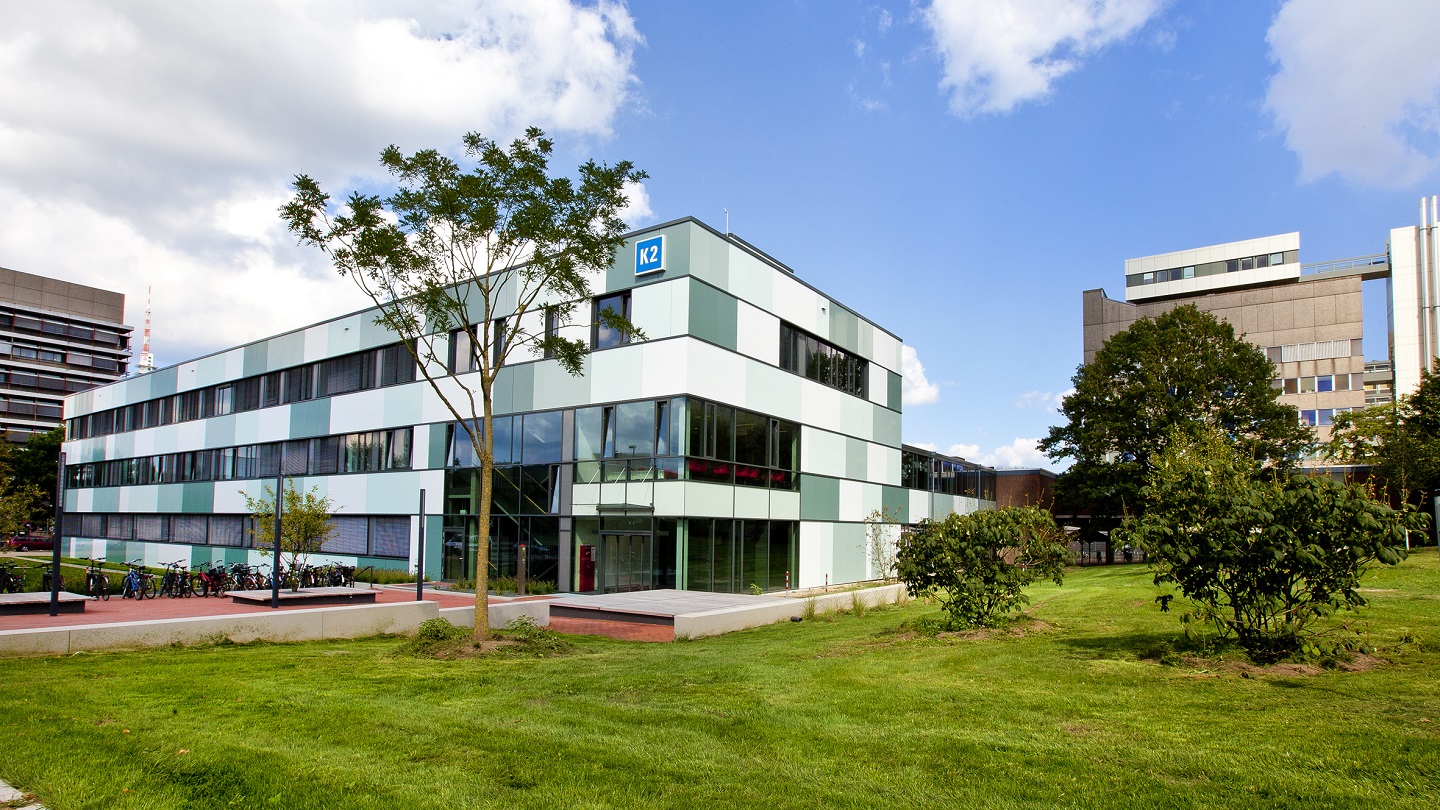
[600,533,652,593]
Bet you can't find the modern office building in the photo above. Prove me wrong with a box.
[1084,196,1440,447]
[58,218,994,592]
[0,266,131,441]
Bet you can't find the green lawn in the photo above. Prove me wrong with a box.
[2,556,1438,809]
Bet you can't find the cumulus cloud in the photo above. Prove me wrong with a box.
[1014,388,1073,412]
[618,180,654,228]
[923,0,1163,116]
[901,344,940,405]
[947,438,1050,469]
[1265,0,1440,185]
[0,1,642,363]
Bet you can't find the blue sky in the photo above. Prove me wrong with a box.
[1,1,1438,467]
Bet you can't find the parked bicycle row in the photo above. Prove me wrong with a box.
[0,558,358,599]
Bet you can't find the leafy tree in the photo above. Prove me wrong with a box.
[1041,305,1311,521]
[895,506,1067,629]
[1124,426,1424,662]
[0,481,42,539]
[282,128,645,638]
[0,428,63,533]
[1327,366,1440,516]
[243,482,338,585]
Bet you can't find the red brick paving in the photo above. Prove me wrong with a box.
[0,585,482,633]
[547,616,674,642]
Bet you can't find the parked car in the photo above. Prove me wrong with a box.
[5,533,53,552]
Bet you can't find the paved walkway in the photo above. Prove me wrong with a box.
[0,777,42,809]
[0,584,478,633]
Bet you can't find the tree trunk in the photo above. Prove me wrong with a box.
[473,390,494,641]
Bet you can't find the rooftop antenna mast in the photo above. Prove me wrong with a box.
[138,285,155,374]
[724,208,729,236]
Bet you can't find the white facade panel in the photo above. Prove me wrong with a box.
[684,482,734,517]
[329,389,388,435]
[801,427,845,475]
[769,489,800,520]
[734,486,769,519]
[798,520,830,589]
[653,481,686,515]
[735,300,780,365]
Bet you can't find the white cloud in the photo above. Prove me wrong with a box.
[1014,388,1073,412]
[947,438,1050,469]
[618,180,654,228]
[0,0,642,363]
[901,344,940,405]
[923,0,1163,116]
[1265,0,1440,186]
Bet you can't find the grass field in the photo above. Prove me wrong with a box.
[1,555,1437,809]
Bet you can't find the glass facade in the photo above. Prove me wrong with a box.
[441,395,804,594]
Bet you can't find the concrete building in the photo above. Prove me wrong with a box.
[1084,196,1440,445]
[58,218,993,591]
[0,266,130,441]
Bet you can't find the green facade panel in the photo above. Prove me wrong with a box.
[146,366,179,398]
[288,399,331,439]
[91,487,120,513]
[206,414,237,449]
[830,523,867,583]
[688,281,738,350]
[828,307,861,358]
[428,424,449,470]
[181,482,215,513]
[799,474,840,521]
[873,407,902,448]
[882,485,908,523]
[887,371,903,413]
[845,437,868,480]
[242,341,269,377]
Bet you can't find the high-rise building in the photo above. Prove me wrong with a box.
[1082,196,1438,447]
[0,266,130,441]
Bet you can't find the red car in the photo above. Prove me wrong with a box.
[5,533,53,552]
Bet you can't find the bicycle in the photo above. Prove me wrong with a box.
[193,561,230,597]
[84,558,110,601]
[159,560,194,598]
[0,561,24,593]
[122,559,157,599]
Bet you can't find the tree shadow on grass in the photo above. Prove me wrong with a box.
[1055,631,1230,664]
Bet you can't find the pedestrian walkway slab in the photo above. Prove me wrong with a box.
[548,589,799,641]
[0,592,87,615]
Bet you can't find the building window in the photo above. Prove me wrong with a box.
[779,322,868,398]
[492,317,507,367]
[543,306,560,359]
[592,292,631,350]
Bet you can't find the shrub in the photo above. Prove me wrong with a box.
[355,566,417,584]
[895,506,1067,629]
[502,614,571,655]
[488,577,557,596]
[1125,426,1426,663]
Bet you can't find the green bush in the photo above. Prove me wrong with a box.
[1125,426,1426,663]
[895,506,1067,629]
[501,614,571,655]
[355,567,417,584]
[489,577,557,595]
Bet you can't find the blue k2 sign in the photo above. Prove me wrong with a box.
[635,235,664,275]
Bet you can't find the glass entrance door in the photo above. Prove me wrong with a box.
[600,533,652,593]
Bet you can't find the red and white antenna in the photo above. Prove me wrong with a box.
[138,285,155,374]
